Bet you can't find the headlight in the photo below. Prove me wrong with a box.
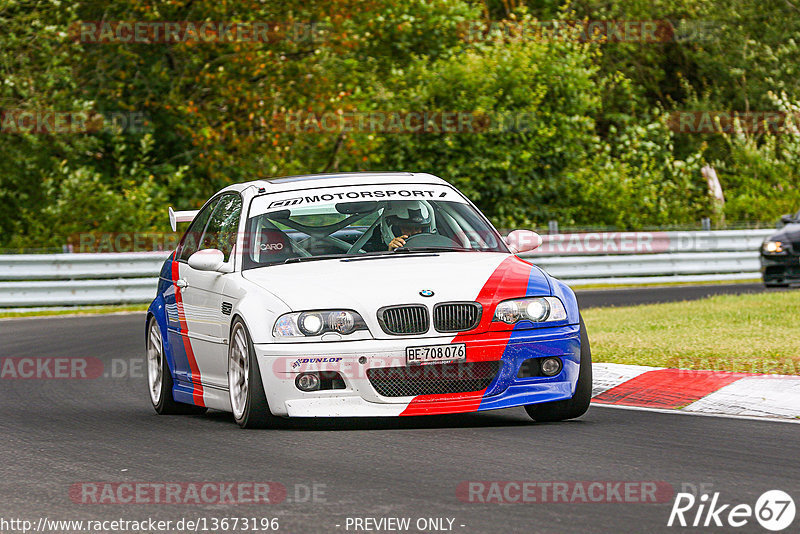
[298,312,324,336]
[492,297,567,325]
[762,241,785,254]
[273,310,367,338]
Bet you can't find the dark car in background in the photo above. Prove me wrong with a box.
[760,210,800,287]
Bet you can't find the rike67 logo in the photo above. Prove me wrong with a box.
[668,490,795,531]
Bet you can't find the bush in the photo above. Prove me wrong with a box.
[712,94,800,222]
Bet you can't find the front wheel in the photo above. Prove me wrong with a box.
[146,315,207,415]
[524,316,592,422]
[228,319,281,429]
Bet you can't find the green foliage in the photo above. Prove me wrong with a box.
[711,94,800,222]
[1,0,799,249]
[374,35,603,228]
[568,117,707,228]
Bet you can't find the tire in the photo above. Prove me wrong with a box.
[146,315,207,415]
[524,316,592,422]
[228,318,281,429]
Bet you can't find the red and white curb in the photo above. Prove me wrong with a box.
[591,363,800,421]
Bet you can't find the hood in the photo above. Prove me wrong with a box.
[242,252,551,337]
[770,223,800,246]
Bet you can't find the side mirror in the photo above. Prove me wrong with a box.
[780,214,795,226]
[188,249,230,272]
[504,230,542,254]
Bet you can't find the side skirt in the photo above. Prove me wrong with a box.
[173,381,232,411]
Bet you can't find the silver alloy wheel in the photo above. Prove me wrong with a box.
[146,318,163,405]
[228,324,250,419]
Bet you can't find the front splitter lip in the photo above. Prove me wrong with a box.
[253,325,580,417]
[279,380,575,417]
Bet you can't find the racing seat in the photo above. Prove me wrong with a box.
[255,228,297,264]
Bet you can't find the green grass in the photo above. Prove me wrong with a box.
[583,291,800,375]
[0,304,148,319]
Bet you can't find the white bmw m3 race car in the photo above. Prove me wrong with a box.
[146,172,592,428]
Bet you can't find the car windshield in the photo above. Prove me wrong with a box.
[242,183,507,269]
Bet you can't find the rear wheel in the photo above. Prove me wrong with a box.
[228,319,281,429]
[146,315,207,415]
[525,316,592,422]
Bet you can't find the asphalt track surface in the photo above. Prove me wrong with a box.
[1,284,798,534]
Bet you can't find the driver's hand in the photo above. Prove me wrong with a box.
[388,235,408,250]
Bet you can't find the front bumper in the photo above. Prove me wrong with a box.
[761,254,800,284]
[254,324,581,417]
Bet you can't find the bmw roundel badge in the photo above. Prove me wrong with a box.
[419,290,434,297]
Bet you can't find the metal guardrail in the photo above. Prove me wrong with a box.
[0,252,169,281]
[521,229,772,286]
[0,229,773,307]
[0,252,169,307]
[529,251,760,284]
[529,229,773,256]
[0,278,159,307]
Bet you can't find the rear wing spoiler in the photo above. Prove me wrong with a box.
[168,207,199,232]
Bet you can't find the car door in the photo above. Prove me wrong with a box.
[165,197,219,389]
[178,193,243,390]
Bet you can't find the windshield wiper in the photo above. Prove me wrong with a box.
[392,246,474,254]
[283,247,475,263]
[284,253,352,264]
[283,250,394,264]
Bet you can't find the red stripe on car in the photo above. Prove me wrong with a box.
[456,255,533,362]
[400,390,487,416]
[400,256,533,415]
[171,261,206,407]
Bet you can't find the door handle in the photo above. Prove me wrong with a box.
[175,278,188,289]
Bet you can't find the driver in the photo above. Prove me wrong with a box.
[380,201,434,250]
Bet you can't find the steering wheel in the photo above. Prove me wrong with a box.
[400,232,459,249]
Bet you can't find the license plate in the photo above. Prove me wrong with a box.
[406,343,466,365]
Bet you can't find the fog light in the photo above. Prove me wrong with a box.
[296,372,320,392]
[540,357,562,376]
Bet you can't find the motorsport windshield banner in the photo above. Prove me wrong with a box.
[249,183,467,217]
